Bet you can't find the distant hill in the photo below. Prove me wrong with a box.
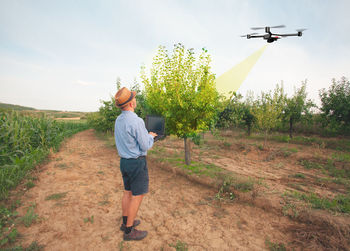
[0,102,88,120]
[0,102,36,111]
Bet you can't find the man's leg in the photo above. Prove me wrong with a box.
[122,190,132,218]
[126,194,144,227]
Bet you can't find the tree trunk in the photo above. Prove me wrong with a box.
[264,130,268,149]
[247,124,251,136]
[184,137,191,165]
[289,118,293,138]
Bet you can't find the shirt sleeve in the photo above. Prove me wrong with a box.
[135,118,154,152]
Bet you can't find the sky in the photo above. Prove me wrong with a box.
[0,0,349,112]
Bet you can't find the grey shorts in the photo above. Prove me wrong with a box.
[120,156,149,196]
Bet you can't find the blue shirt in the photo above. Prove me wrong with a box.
[114,111,154,159]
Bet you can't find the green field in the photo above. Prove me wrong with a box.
[0,110,89,199]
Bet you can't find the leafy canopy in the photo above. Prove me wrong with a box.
[284,81,314,121]
[319,77,350,128]
[253,84,286,134]
[141,43,218,138]
[217,92,255,135]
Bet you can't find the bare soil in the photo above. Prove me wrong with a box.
[54,117,81,120]
[14,129,350,250]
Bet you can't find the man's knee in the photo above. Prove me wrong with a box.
[124,190,132,198]
[131,194,145,201]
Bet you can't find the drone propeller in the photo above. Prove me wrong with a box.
[251,25,285,30]
[251,27,264,30]
[271,25,286,29]
[296,28,307,32]
[240,32,258,37]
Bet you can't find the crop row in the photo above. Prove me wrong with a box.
[0,111,89,199]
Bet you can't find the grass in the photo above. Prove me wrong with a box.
[250,133,350,152]
[215,175,254,201]
[222,141,232,148]
[177,161,223,178]
[83,215,94,223]
[20,204,38,227]
[280,147,298,157]
[0,206,18,247]
[1,241,44,251]
[118,240,125,251]
[284,190,350,213]
[45,192,68,201]
[55,163,70,169]
[0,199,21,249]
[0,228,18,247]
[286,183,306,192]
[230,177,254,192]
[25,181,35,189]
[265,238,286,251]
[299,159,323,170]
[154,147,223,178]
[332,152,350,162]
[282,200,299,218]
[299,158,350,180]
[290,173,306,179]
[169,240,188,251]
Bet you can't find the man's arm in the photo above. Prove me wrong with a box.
[135,118,157,152]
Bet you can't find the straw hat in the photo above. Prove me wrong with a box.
[115,87,136,108]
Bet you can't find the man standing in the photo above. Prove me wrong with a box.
[114,87,157,241]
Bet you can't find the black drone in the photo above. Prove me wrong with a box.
[241,25,306,43]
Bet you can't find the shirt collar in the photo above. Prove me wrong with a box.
[122,110,135,115]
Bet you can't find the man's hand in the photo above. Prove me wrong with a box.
[149,132,158,138]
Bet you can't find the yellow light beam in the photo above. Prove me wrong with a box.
[216,45,268,98]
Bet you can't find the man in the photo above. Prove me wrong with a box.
[114,87,157,241]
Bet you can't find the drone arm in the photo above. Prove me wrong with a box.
[249,35,265,38]
[273,33,299,37]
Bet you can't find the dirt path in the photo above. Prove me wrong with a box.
[16,129,298,250]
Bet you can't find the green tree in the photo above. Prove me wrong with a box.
[141,43,218,165]
[243,91,256,136]
[87,78,146,132]
[130,79,148,120]
[87,98,120,132]
[253,84,285,148]
[283,81,315,138]
[216,93,242,129]
[319,77,350,133]
[217,92,255,136]
[116,77,122,90]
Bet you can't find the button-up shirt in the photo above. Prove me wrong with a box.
[114,111,154,159]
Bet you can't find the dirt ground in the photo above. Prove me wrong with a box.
[14,129,306,250]
[157,131,349,201]
[54,117,81,121]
